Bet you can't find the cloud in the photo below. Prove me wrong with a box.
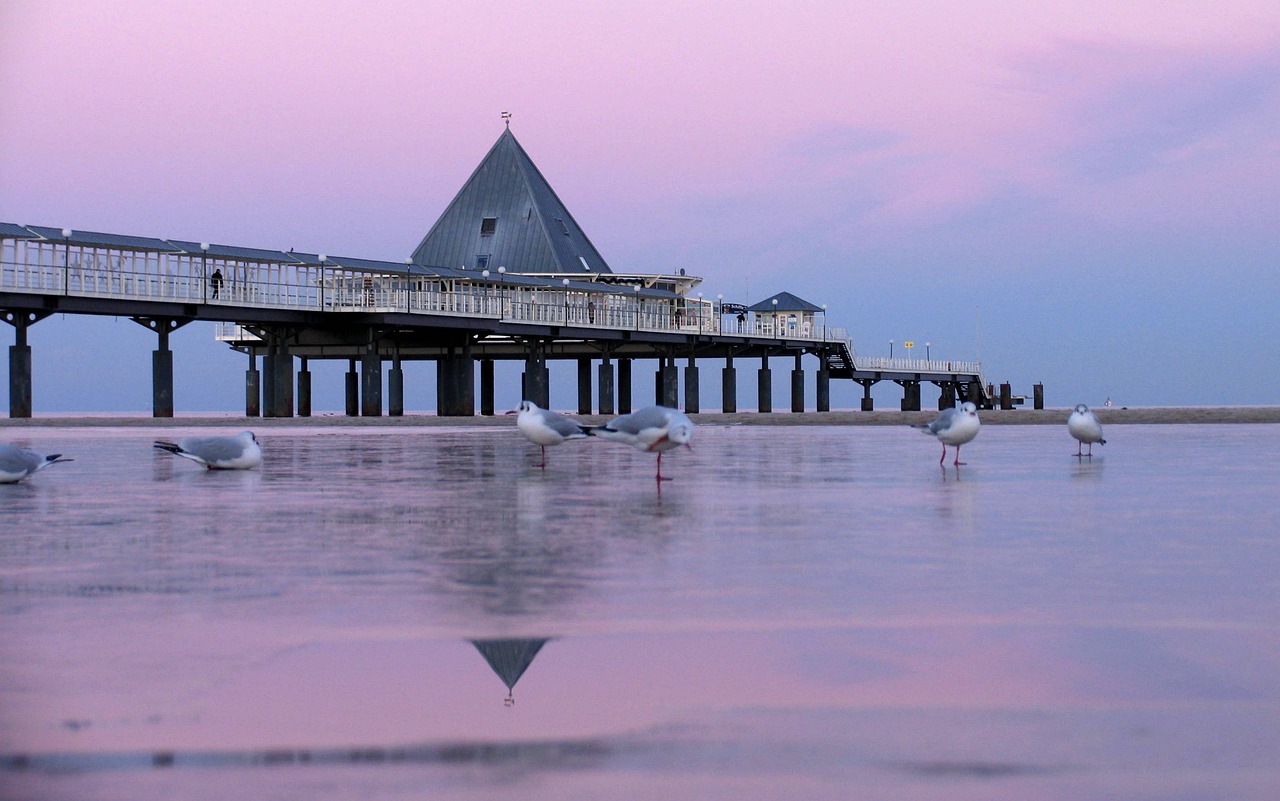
[1010,39,1280,183]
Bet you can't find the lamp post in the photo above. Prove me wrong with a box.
[498,266,507,318]
[200,242,210,302]
[697,292,704,334]
[821,303,827,340]
[403,257,414,312]
[771,297,778,336]
[61,228,71,295]
[562,277,570,324]
[318,254,327,309]
[481,268,490,315]
[889,339,894,359]
[633,284,641,330]
[926,341,931,362]
[716,293,724,334]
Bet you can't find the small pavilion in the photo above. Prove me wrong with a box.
[747,292,826,339]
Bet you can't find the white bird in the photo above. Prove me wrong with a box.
[154,431,261,470]
[589,405,694,481]
[514,400,591,468]
[915,401,981,466]
[1068,403,1106,456]
[0,444,72,483]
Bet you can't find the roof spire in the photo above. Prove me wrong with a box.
[501,111,512,128]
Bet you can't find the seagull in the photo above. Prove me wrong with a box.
[514,400,591,468]
[0,444,72,483]
[589,405,694,481]
[1067,403,1106,456]
[154,431,262,470]
[915,402,981,465]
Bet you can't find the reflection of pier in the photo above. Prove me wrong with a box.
[2,129,1002,418]
[472,639,549,706]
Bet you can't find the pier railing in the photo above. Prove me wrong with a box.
[853,356,983,375]
[2,236,854,348]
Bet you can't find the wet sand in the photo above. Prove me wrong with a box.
[2,405,1278,429]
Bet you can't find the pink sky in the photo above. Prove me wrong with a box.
[2,0,1278,408]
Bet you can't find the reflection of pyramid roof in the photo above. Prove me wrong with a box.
[747,291,824,313]
[471,638,549,692]
[412,129,613,275]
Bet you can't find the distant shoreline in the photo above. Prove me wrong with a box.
[2,406,1278,428]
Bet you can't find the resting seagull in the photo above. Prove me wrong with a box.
[1067,403,1106,457]
[0,444,72,483]
[915,402,981,466]
[154,431,262,470]
[514,400,591,468]
[589,405,694,481]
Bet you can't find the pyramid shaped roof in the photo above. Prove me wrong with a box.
[412,129,613,275]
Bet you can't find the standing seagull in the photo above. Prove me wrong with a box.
[1067,403,1106,457]
[154,431,262,470]
[0,444,72,483]
[514,400,591,468]
[589,405,694,481]
[915,402,981,466]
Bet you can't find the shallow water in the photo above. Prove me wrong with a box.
[1,423,1278,800]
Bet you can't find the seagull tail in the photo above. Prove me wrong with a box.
[154,441,184,455]
[44,454,73,465]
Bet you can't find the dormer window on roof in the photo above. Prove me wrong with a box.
[480,217,497,236]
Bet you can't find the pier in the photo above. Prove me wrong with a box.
[2,131,1002,419]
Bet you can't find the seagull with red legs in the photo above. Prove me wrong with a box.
[589,405,694,481]
[915,402,981,466]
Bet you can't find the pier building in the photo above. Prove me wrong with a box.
[2,129,1000,418]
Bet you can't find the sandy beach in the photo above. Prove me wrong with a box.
[2,406,1277,428]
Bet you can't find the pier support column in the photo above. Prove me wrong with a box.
[617,358,632,414]
[437,350,475,416]
[132,317,190,418]
[597,358,614,415]
[790,353,804,413]
[480,359,495,416]
[388,356,404,417]
[936,381,956,410]
[662,359,679,408]
[721,357,737,413]
[1000,382,1013,410]
[9,342,31,419]
[757,355,772,413]
[964,380,982,406]
[297,357,312,417]
[263,333,293,418]
[897,380,921,412]
[522,345,549,408]
[5,311,45,419]
[577,357,592,415]
[856,379,875,411]
[361,344,382,416]
[1033,383,1044,410]
[816,363,830,412]
[345,359,358,416]
[262,346,275,417]
[246,352,261,417]
[684,357,699,414]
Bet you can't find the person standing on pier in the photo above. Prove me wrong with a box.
[210,268,223,299]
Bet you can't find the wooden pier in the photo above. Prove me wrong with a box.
[2,222,997,418]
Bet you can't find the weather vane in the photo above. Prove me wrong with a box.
[501,111,512,127]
